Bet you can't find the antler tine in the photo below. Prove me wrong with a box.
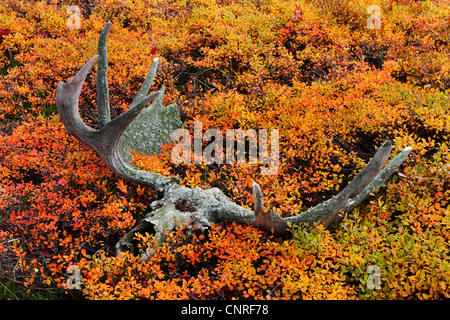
[345,140,392,198]
[97,22,111,128]
[342,145,412,213]
[252,182,264,217]
[131,57,159,108]
[56,55,99,143]
[252,182,289,236]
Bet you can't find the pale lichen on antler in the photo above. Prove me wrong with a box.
[55,23,412,255]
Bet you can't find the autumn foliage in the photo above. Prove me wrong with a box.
[0,0,449,299]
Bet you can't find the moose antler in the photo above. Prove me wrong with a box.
[56,23,412,254]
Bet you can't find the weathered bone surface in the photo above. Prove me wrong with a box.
[118,85,183,164]
[55,23,412,255]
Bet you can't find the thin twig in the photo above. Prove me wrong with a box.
[0,280,19,300]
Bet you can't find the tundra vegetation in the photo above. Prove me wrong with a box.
[0,0,449,300]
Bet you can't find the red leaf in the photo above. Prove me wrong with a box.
[0,29,11,43]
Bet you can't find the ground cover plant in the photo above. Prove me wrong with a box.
[0,0,449,300]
